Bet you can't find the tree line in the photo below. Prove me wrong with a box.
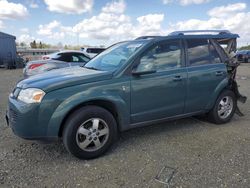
[16,40,101,50]
[16,40,52,49]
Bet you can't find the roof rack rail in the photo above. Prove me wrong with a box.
[169,30,231,36]
[135,36,160,40]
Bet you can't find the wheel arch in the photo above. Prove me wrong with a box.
[205,78,229,110]
[58,99,124,137]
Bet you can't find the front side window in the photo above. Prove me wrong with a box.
[77,54,90,62]
[136,40,182,72]
[187,39,210,66]
[84,41,147,71]
[72,55,79,62]
[71,54,90,63]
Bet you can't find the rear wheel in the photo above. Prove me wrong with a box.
[208,90,236,124]
[63,106,118,159]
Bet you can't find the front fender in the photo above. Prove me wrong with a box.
[45,82,130,137]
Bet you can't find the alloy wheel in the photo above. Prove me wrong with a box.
[76,118,109,152]
[217,96,233,119]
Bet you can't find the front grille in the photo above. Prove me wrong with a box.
[9,108,18,125]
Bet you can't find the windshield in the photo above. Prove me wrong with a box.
[84,41,147,71]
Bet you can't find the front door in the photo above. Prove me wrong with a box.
[130,39,187,124]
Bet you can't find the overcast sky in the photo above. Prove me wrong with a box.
[0,0,250,47]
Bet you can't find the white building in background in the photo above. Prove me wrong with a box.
[17,47,59,62]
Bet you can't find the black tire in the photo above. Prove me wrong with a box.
[208,90,236,124]
[63,106,118,159]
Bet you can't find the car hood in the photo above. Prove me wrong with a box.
[17,66,113,92]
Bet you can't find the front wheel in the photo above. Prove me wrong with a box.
[208,90,236,124]
[63,106,118,159]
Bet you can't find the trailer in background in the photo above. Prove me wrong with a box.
[0,32,17,69]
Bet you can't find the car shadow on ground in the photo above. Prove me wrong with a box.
[16,116,235,161]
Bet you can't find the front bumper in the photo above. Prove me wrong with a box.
[7,96,49,140]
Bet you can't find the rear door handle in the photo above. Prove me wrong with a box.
[215,71,224,76]
[173,75,182,81]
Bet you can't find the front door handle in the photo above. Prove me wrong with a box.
[173,75,182,81]
[215,71,224,76]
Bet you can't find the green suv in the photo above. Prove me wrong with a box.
[6,30,246,159]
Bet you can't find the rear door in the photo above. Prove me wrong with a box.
[185,38,227,113]
[130,39,187,124]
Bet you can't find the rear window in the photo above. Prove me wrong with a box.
[49,52,61,59]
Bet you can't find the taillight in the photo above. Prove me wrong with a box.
[28,63,45,69]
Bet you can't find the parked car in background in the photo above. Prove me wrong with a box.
[7,30,246,159]
[80,47,106,58]
[236,50,250,63]
[24,50,90,77]
[41,50,88,60]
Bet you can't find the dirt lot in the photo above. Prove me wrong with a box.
[0,65,250,188]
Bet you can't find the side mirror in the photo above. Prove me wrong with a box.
[132,69,156,76]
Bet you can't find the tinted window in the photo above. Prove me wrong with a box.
[136,40,181,72]
[87,48,105,54]
[187,39,210,66]
[57,53,71,62]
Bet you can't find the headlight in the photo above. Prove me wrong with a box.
[17,88,45,103]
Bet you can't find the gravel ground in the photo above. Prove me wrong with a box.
[0,64,250,188]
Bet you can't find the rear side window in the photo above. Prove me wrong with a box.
[187,39,210,66]
[57,53,71,62]
[187,39,223,66]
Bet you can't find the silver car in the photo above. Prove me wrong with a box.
[23,51,90,78]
